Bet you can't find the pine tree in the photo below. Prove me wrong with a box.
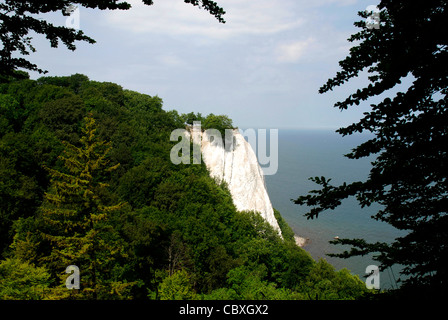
[38,112,128,299]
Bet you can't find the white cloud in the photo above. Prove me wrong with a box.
[103,0,304,40]
[276,38,315,63]
[30,0,364,129]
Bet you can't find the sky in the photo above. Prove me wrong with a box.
[27,0,380,129]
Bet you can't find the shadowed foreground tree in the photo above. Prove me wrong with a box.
[0,0,225,77]
[294,0,448,298]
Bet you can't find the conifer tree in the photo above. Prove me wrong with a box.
[38,112,128,299]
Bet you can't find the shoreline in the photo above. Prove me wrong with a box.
[294,234,309,248]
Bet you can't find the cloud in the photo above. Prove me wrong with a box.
[41,0,364,129]
[103,0,304,40]
[276,38,315,63]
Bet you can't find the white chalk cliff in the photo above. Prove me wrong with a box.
[197,128,281,234]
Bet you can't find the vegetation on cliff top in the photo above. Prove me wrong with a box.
[0,74,371,300]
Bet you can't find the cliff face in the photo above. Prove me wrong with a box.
[199,128,281,234]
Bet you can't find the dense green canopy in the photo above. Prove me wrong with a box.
[0,74,370,300]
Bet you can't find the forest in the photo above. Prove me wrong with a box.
[0,73,371,300]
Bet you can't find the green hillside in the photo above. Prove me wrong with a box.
[0,73,370,300]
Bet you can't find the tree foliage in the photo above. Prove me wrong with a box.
[158,269,198,300]
[294,0,448,298]
[0,258,52,300]
[300,259,369,300]
[29,113,128,299]
[0,74,370,300]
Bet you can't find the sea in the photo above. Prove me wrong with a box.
[257,129,406,291]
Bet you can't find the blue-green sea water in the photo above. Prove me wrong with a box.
[262,129,405,290]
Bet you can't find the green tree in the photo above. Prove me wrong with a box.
[37,113,128,299]
[181,112,205,126]
[158,269,198,300]
[203,113,233,130]
[38,95,85,144]
[0,258,52,300]
[300,259,369,300]
[273,208,295,243]
[202,113,234,139]
[204,265,303,300]
[0,132,41,255]
[0,1,225,76]
[117,207,170,299]
[294,0,448,298]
